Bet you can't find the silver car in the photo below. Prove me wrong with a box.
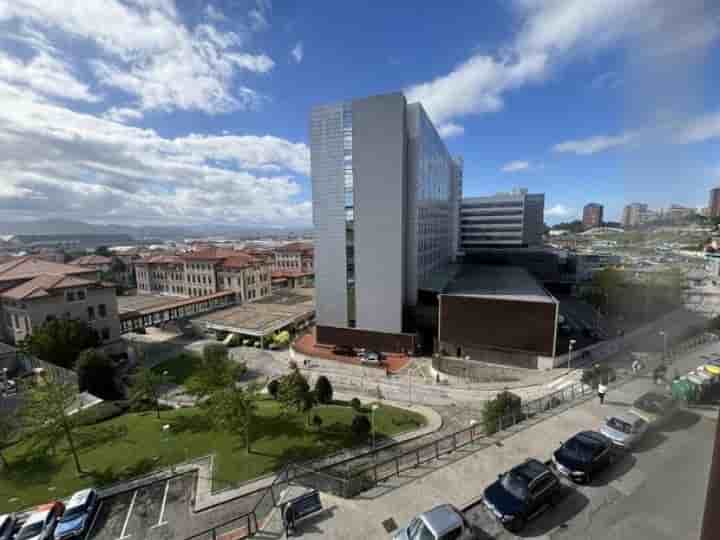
[392,504,476,540]
[599,412,647,449]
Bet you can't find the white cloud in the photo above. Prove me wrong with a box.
[545,204,575,218]
[437,123,464,138]
[405,0,719,130]
[675,111,720,144]
[205,4,227,22]
[0,83,311,226]
[0,0,275,115]
[249,0,271,31]
[102,107,144,123]
[553,132,636,155]
[501,160,531,172]
[291,42,304,63]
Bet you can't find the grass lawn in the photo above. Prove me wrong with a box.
[0,399,425,513]
[151,353,202,385]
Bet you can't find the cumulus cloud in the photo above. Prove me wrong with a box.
[501,160,531,172]
[0,0,275,115]
[553,132,636,155]
[545,204,575,218]
[291,42,304,63]
[405,0,720,131]
[0,83,311,226]
[437,123,464,138]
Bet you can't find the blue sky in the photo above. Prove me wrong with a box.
[0,0,718,226]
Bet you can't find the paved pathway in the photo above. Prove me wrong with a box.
[259,338,720,540]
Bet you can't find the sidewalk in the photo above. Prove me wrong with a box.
[262,338,720,540]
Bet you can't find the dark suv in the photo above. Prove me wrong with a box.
[482,458,561,532]
[553,430,613,483]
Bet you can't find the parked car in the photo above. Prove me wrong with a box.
[54,489,98,540]
[0,514,18,540]
[599,412,648,449]
[629,392,678,428]
[553,431,614,483]
[361,351,384,365]
[16,503,64,540]
[392,504,476,540]
[482,458,561,532]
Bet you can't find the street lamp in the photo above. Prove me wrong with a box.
[371,404,379,451]
[568,339,577,371]
[659,331,667,361]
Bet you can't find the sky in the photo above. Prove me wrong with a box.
[0,0,719,227]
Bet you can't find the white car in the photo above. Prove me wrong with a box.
[16,507,62,540]
[599,412,648,449]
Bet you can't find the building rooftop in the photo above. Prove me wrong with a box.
[0,273,100,300]
[0,256,93,283]
[70,255,113,266]
[443,265,556,304]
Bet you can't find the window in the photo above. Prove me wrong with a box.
[98,304,107,318]
[87,306,95,320]
[101,327,110,340]
[77,290,86,300]
[12,313,19,329]
[66,290,76,302]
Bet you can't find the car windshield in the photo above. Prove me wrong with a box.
[17,522,43,540]
[61,505,85,520]
[501,472,529,500]
[607,417,632,433]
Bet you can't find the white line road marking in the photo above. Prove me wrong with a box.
[84,501,103,540]
[119,490,138,540]
[151,480,171,529]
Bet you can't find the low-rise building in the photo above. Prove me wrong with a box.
[0,257,121,347]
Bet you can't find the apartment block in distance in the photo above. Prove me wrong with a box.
[0,257,121,347]
[311,92,461,349]
[582,203,604,229]
[460,188,544,251]
[134,247,272,303]
[271,242,314,288]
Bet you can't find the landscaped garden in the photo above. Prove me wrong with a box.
[0,396,425,513]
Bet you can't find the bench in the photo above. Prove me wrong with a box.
[282,490,322,535]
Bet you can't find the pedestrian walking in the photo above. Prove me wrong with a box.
[598,382,607,405]
[631,359,641,375]
[283,504,296,536]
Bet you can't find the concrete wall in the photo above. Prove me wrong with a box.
[523,193,545,247]
[311,103,348,327]
[352,93,407,333]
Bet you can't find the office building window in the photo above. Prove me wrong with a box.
[101,327,110,340]
[98,304,107,318]
[87,306,95,320]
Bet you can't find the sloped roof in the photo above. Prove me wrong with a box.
[222,253,259,269]
[70,255,113,266]
[183,247,240,260]
[137,255,184,264]
[275,242,313,254]
[0,256,94,283]
[0,273,99,300]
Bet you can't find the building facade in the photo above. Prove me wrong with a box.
[0,257,121,346]
[460,189,544,251]
[710,188,720,218]
[311,92,461,336]
[272,243,314,273]
[134,248,272,304]
[582,203,604,229]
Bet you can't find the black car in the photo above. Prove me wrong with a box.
[553,430,613,483]
[482,458,561,532]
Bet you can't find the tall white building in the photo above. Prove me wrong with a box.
[460,189,545,251]
[311,92,461,340]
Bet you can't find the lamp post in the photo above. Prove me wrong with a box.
[371,404,379,451]
[568,339,577,371]
[659,331,667,362]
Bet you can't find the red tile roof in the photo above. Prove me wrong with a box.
[0,256,95,283]
[275,242,313,254]
[0,273,99,300]
[221,253,259,269]
[137,255,184,264]
[70,255,112,266]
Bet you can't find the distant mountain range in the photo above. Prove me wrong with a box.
[0,219,312,241]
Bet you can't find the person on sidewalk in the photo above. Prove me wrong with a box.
[598,382,608,405]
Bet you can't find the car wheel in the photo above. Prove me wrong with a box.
[506,517,526,533]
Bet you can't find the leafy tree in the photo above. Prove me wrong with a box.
[129,367,167,419]
[273,331,290,346]
[0,414,18,470]
[481,390,522,435]
[201,383,260,452]
[21,319,100,369]
[185,345,245,400]
[314,376,333,404]
[76,349,122,400]
[277,368,310,416]
[22,374,84,474]
[351,415,371,439]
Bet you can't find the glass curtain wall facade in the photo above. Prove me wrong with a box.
[342,103,356,326]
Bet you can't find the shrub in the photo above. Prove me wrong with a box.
[350,397,362,412]
[267,379,280,399]
[312,414,323,429]
[351,414,371,439]
[481,390,522,435]
[315,376,333,404]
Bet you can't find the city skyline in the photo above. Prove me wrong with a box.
[0,1,718,227]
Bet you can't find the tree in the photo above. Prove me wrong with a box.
[76,349,121,400]
[481,390,522,435]
[273,331,290,346]
[21,319,100,369]
[201,383,260,453]
[129,367,166,419]
[351,415,371,439]
[314,376,333,404]
[22,374,84,474]
[0,414,18,470]
[185,345,245,400]
[277,368,310,416]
